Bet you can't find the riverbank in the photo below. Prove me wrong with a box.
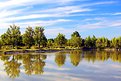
[0,49,72,55]
[0,47,121,55]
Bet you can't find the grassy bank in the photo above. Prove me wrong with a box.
[0,47,121,55]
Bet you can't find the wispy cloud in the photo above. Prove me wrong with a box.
[77,18,121,30]
[1,5,92,23]
[0,0,116,24]
[0,0,85,9]
[0,19,72,29]
[112,12,121,15]
[0,0,120,38]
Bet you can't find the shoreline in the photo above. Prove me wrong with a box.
[0,48,121,55]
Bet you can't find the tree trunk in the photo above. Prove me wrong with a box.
[38,44,40,49]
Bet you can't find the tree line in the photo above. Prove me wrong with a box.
[0,24,121,50]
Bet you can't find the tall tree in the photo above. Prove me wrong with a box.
[84,35,97,48]
[96,37,109,49]
[1,25,21,48]
[68,31,82,48]
[22,27,34,48]
[34,26,47,48]
[54,33,67,47]
[47,39,54,48]
[111,37,118,48]
[118,37,121,49]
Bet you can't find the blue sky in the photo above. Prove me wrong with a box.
[0,0,121,39]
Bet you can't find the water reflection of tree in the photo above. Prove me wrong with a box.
[1,55,10,61]
[22,54,33,75]
[95,51,109,62]
[69,50,121,64]
[22,54,46,75]
[83,51,96,63]
[70,50,82,66]
[32,55,46,74]
[0,51,121,78]
[83,51,121,63]
[55,52,66,67]
[4,55,21,78]
[110,51,121,62]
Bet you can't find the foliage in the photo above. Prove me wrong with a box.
[54,33,67,47]
[96,37,110,49]
[84,35,97,48]
[47,39,54,48]
[111,37,121,49]
[1,25,21,48]
[34,26,47,48]
[67,31,82,48]
[22,27,34,48]
[0,25,121,49]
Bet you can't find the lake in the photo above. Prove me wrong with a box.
[0,50,121,81]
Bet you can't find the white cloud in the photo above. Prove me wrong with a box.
[0,0,116,23]
[77,18,121,30]
[80,1,116,7]
[113,12,121,15]
[0,19,72,29]
[39,5,92,14]
[1,5,92,23]
[0,0,83,9]
[0,0,119,38]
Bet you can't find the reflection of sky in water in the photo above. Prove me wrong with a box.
[0,51,121,81]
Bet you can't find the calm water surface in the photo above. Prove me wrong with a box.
[0,50,121,81]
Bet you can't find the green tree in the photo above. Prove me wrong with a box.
[40,35,47,47]
[47,39,54,48]
[117,37,121,49]
[68,31,82,48]
[1,25,21,48]
[54,33,67,48]
[1,33,9,45]
[111,37,119,48]
[22,27,34,48]
[96,37,109,49]
[34,26,47,48]
[84,35,97,48]
[91,35,97,48]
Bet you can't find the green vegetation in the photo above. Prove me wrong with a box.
[0,24,121,50]
[22,26,34,49]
